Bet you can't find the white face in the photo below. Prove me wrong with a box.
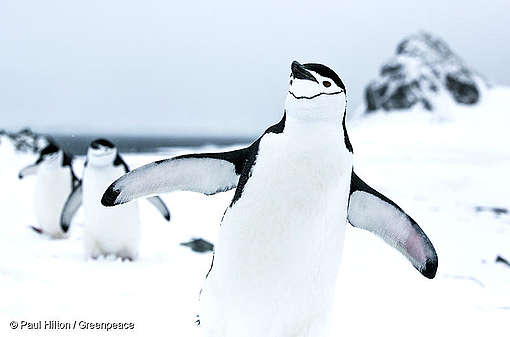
[285,65,346,123]
[87,145,117,167]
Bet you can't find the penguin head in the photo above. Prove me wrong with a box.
[35,143,62,167]
[285,61,346,121]
[87,138,117,166]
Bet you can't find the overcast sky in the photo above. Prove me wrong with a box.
[1,0,509,137]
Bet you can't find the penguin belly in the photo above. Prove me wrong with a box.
[82,166,140,259]
[200,131,352,337]
[33,165,72,238]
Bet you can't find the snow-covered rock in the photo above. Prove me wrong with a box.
[0,128,49,153]
[364,32,488,113]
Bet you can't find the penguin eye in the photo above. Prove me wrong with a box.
[323,81,331,88]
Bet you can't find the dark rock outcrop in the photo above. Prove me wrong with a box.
[365,32,486,113]
[0,128,49,153]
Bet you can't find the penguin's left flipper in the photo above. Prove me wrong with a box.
[101,147,251,206]
[347,171,438,279]
[18,164,39,179]
[60,182,83,233]
[146,196,171,221]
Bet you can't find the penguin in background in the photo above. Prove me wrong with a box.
[60,139,170,260]
[101,61,438,337]
[18,142,79,238]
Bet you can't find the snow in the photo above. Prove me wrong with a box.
[1,88,510,336]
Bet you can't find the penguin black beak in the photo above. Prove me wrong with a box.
[291,61,318,83]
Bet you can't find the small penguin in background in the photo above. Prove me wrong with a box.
[18,142,79,238]
[60,139,170,261]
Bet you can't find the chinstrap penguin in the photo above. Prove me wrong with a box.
[18,142,79,238]
[60,138,171,260]
[101,61,438,337]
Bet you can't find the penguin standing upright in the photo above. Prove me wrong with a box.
[19,143,79,238]
[101,62,438,337]
[60,139,170,260]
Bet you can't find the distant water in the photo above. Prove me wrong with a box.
[51,134,253,155]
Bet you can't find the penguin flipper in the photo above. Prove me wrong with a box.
[347,171,438,279]
[101,147,251,206]
[147,196,171,221]
[18,164,38,179]
[60,182,83,233]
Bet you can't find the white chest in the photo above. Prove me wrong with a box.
[83,165,124,204]
[200,125,353,336]
[34,165,72,233]
[219,127,352,265]
[211,126,351,290]
[82,164,139,227]
[81,163,140,257]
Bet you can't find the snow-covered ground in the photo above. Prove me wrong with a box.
[1,88,510,336]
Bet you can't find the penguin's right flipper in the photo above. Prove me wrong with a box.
[101,147,251,206]
[60,182,83,233]
[147,196,171,221]
[18,164,39,179]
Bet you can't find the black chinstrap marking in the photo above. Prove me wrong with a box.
[289,90,343,100]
